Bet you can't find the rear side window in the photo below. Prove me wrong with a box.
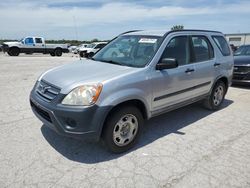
[191,36,214,62]
[35,38,43,44]
[212,36,231,56]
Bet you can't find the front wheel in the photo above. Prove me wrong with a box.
[8,48,20,56]
[102,106,143,153]
[50,52,55,56]
[204,81,226,110]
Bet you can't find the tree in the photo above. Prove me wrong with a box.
[171,25,184,31]
[91,38,99,42]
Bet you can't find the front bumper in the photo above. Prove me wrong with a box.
[1,44,9,53]
[232,68,250,85]
[30,85,110,141]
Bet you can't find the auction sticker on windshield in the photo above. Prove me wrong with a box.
[139,38,157,43]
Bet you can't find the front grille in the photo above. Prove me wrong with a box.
[30,100,52,123]
[36,80,60,102]
[233,74,245,80]
[234,66,250,73]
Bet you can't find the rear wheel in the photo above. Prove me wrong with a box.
[54,48,62,56]
[204,80,226,110]
[102,106,143,153]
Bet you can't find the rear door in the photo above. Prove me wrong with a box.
[188,35,215,96]
[33,37,45,53]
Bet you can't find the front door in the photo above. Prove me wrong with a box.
[151,35,198,112]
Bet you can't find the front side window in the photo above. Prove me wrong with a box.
[161,36,189,66]
[25,37,34,45]
[93,35,162,67]
[213,36,231,56]
[191,36,214,62]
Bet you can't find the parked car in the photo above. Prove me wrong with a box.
[0,44,2,52]
[232,45,250,85]
[68,45,77,53]
[30,30,233,153]
[79,42,107,58]
[2,37,69,56]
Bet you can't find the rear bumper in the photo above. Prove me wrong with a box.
[30,86,110,141]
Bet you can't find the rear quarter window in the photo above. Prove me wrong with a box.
[212,36,231,56]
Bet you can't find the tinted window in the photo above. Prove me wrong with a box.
[25,37,34,45]
[213,36,231,56]
[35,38,43,44]
[95,44,106,49]
[161,36,189,66]
[234,46,250,56]
[191,36,214,62]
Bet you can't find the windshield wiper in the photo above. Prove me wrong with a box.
[99,59,125,66]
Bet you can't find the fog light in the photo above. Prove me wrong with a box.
[65,118,77,129]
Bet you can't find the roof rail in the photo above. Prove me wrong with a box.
[119,30,143,36]
[167,29,222,34]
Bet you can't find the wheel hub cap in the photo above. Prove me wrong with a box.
[213,85,224,106]
[113,114,138,147]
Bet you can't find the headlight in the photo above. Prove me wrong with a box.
[62,84,103,106]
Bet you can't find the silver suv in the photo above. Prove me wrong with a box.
[30,30,233,153]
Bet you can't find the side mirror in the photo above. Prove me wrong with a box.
[156,58,178,70]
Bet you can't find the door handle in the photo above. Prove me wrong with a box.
[185,68,195,73]
[214,63,221,67]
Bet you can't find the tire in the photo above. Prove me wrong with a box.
[7,52,13,56]
[54,48,62,56]
[79,51,85,57]
[102,106,144,153]
[8,47,20,56]
[203,80,226,110]
[50,52,55,56]
[88,52,94,58]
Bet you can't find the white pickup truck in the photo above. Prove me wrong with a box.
[1,37,69,56]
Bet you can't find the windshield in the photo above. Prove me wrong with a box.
[86,43,96,48]
[93,35,163,67]
[234,46,250,56]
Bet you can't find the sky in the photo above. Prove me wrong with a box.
[0,0,250,40]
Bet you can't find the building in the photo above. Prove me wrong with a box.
[225,33,250,47]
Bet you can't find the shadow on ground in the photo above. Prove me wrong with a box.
[41,99,233,164]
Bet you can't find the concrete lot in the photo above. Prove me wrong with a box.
[0,52,250,188]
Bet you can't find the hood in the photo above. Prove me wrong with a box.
[4,41,21,46]
[234,56,250,66]
[79,47,92,51]
[41,59,138,93]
